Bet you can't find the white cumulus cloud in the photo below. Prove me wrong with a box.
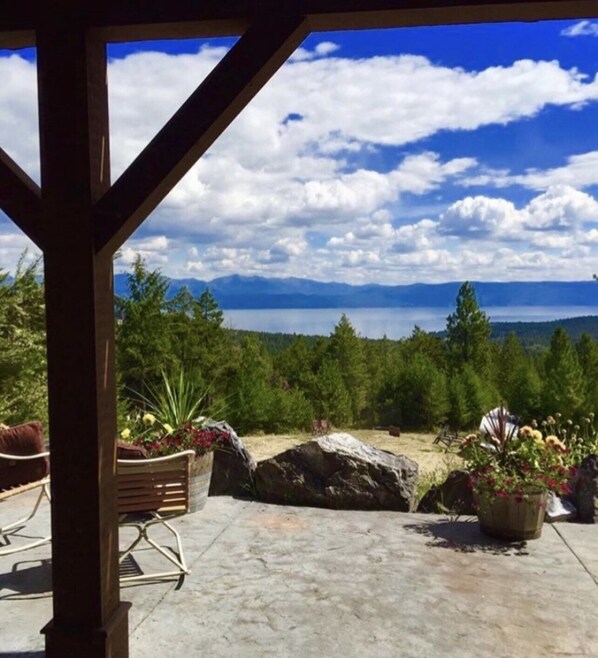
[561,21,598,37]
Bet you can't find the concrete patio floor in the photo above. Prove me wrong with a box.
[1,488,597,658]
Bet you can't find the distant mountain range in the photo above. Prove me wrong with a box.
[113,274,598,310]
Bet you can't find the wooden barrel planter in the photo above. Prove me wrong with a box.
[475,489,547,541]
[189,452,214,513]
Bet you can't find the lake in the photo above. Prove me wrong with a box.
[222,306,598,340]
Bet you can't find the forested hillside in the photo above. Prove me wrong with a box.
[3,255,598,435]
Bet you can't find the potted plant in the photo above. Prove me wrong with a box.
[460,407,573,541]
[120,370,230,512]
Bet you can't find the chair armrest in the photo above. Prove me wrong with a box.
[0,450,50,461]
[117,449,195,465]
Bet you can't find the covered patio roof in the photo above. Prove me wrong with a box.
[1,2,597,656]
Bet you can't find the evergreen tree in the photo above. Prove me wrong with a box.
[115,255,173,396]
[446,282,492,374]
[448,365,497,429]
[496,332,527,404]
[166,286,195,366]
[401,326,447,372]
[509,363,542,420]
[396,353,448,430]
[274,335,317,393]
[314,356,353,426]
[0,255,47,425]
[196,288,223,325]
[577,333,598,409]
[227,335,273,433]
[189,288,229,380]
[328,314,367,423]
[363,336,401,426]
[266,387,314,433]
[543,327,584,418]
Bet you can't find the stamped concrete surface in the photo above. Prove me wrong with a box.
[1,489,597,658]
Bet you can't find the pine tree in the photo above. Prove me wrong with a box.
[543,327,584,418]
[196,288,223,325]
[396,353,448,430]
[115,255,173,396]
[328,314,367,423]
[401,326,447,372]
[577,333,598,410]
[275,336,317,393]
[0,255,48,424]
[496,332,527,405]
[509,363,542,420]
[446,282,492,375]
[448,365,497,429]
[314,356,353,426]
[227,336,273,433]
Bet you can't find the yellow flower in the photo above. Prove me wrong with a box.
[545,435,567,452]
[120,428,131,439]
[142,413,156,427]
[532,429,544,444]
[163,423,174,434]
[519,425,534,439]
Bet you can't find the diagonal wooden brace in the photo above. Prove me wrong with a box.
[93,13,309,256]
[0,147,44,249]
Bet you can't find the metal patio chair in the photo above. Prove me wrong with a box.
[0,451,51,556]
[117,449,195,584]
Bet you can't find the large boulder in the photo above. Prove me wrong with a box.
[254,433,418,511]
[206,421,256,497]
[417,469,475,514]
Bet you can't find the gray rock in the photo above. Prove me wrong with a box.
[575,454,598,523]
[417,469,475,514]
[254,433,418,511]
[206,420,256,497]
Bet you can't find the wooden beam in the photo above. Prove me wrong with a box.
[0,147,43,248]
[36,26,130,658]
[2,0,598,47]
[93,13,309,256]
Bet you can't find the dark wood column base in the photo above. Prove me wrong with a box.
[42,601,131,658]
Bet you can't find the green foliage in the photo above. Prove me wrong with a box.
[116,256,173,396]
[447,366,498,429]
[543,327,584,418]
[576,333,598,410]
[446,281,492,374]
[6,256,598,441]
[0,254,47,425]
[313,356,353,426]
[328,314,367,423]
[395,353,448,430]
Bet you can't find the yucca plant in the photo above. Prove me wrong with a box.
[131,369,226,430]
[119,369,230,457]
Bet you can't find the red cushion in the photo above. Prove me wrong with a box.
[116,440,148,460]
[0,421,49,490]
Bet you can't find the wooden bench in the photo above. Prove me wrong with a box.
[433,427,463,449]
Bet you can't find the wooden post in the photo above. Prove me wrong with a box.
[36,27,130,657]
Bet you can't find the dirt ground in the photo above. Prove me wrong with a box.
[241,428,463,477]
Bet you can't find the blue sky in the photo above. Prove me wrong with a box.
[2,19,598,284]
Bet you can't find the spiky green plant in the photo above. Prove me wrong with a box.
[130,369,226,430]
